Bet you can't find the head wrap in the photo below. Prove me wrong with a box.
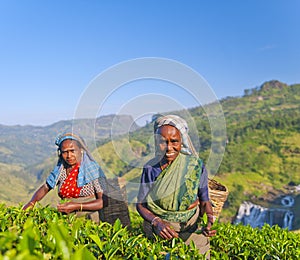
[55,132,90,154]
[154,115,198,156]
[46,132,105,189]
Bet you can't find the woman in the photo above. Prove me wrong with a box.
[23,132,107,223]
[136,115,216,258]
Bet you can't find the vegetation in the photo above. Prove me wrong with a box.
[0,204,299,259]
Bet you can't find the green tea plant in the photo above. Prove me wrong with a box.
[210,222,300,259]
[0,204,299,259]
[0,204,204,259]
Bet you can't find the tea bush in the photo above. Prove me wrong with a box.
[0,204,299,259]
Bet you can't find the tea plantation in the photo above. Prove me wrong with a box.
[0,204,299,259]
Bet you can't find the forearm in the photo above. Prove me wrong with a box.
[200,201,214,223]
[79,197,103,211]
[200,200,217,237]
[136,202,158,223]
[23,183,50,210]
[30,183,50,203]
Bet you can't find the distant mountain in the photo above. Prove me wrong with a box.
[0,114,139,166]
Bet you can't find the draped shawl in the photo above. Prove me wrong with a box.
[146,153,203,223]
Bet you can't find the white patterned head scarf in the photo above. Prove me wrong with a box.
[154,115,198,156]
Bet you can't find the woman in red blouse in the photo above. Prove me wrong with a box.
[23,133,107,223]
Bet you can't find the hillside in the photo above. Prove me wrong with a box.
[1,80,300,230]
[211,81,300,226]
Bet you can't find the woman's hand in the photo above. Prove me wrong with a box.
[57,202,77,214]
[22,201,35,210]
[152,218,179,240]
[187,199,199,210]
[202,222,217,237]
[199,201,217,237]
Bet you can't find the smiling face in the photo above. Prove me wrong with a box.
[155,125,182,165]
[59,139,82,168]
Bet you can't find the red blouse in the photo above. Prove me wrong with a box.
[59,164,82,198]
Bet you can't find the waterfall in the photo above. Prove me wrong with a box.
[234,201,294,230]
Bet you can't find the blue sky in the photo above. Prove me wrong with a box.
[1,0,299,126]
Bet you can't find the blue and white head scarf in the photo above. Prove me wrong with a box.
[154,115,198,156]
[46,132,106,189]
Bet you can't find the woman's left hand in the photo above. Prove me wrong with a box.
[153,218,179,240]
[57,202,76,214]
[202,222,217,237]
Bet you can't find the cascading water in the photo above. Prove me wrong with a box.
[233,198,294,230]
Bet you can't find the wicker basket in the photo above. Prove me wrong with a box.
[208,178,229,219]
[101,177,131,227]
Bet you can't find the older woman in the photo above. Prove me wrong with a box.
[136,115,216,258]
[23,132,107,223]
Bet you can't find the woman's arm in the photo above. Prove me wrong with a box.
[199,200,217,237]
[56,191,104,214]
[22,183,50,210]
[199,201,214,222]
[197,164,216,236]
[136,202,157,223]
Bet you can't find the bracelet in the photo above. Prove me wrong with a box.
[151,216,160,226]
[80,204,83,211]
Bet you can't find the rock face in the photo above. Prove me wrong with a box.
[234,201,294,230]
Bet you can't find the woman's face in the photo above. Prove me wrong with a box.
[60,139,82,167]
[156,125,182,164]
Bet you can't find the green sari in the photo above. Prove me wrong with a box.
[146,153,203,223]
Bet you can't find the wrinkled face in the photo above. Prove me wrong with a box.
[156,125,182,164]
[60,139,82,167]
